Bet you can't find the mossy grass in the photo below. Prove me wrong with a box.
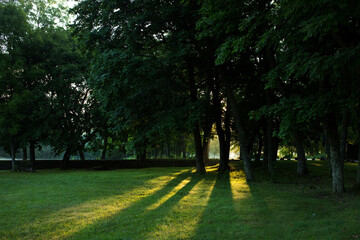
[0,161,359,239]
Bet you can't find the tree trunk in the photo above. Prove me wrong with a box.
[263,124,269,167]
[324,128,332,175]
[355,145,360,189]
[160,143,164,158]
[181,136,186,159]
[219,103,231,171]
[267,118,275,176]
[193,127,206,174]
[154,148,158,159]
[138,149,146,163]
[323,114,345,194]
[202,122,212,164]
[22,147,27,161]
[255,135,263,163]
[202,139,210,163]
[216,119,229,172]
[294,130,308,176]
[167,142,171,159]
[10,137,16,172]
[187,61,205,174]
[79,149,85,161]
[62,146,71,170]
[212,82,229,172]
[223,77,254,181]
[272,136,279,162]
[339,110,349,168]
[101,136,108,160]
[29,140,36,172]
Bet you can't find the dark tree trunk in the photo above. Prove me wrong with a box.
[160,143,164,158]
[202,139,210,163]
[263,124,269,167]
[219,103,232,171]
[323,114,345,194]
[272,136,279,162]
[266,118,275,176]
[202,122,212,164]
[217,120,230,172]
[325,136,331,161]
[181,136,186,159]
[355,146,360,189]
[22,147,27,161]
[10,137,16,172]
[294,130,308,176]
[79,149,85,161]
[101,136,108,160]
[29,141,36,172]
[188,61,205,174]
[136,148,146,160]
[212,82,230,172]
[138,149,146,163]
[247,132,257,160]
[324,129,332,175]
[225,104,231,157]
[193,127,206,174]
[339,110,349,167]
[255,135,263,163]
[62,146,71,170]
[167,142,171,159]
[154,148,158,159]
[223,77,254,181]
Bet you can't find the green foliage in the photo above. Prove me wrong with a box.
[0,1,92,160]
[72,0,213,156]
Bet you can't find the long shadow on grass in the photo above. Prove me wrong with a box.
[192,171,237,239]
[1,169,186,239]
[65,170,201,239]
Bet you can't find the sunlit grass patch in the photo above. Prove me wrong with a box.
[0,161,359,239]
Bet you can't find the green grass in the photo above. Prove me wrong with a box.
[0,161,359,240]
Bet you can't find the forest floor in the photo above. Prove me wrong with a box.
[0,160,359,240]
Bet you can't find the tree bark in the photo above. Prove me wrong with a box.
[356,145,360,189]
[167,142,171,159]
[202,121,212,164]
[136,148,147,161]
[323,114,345,194]
[181,136,186,159]
[339,110,349,168]
[216,116,230,172]
[79,149,85,161]
[101,136,108,160]
[29,140,36,172]
[202,139,210,163]
[223,76,254,181]
[22,147,27,161]
[211,81,230,172]
[10,137,16,172]
[263,123,269,167]
[193,127,206,174]
[187,61,206,174]
[294,130,308,176]
[255,135,263,163]
[267,118,275,176]
[154,148,158,159]
[62,146,71,170]
[160,143,164,158]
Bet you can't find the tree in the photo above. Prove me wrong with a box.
[0,2,33,171]
[72,0,217,173]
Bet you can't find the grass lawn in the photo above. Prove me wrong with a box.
[0,161,359,240]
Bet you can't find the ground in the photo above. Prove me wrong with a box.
[0,161,359,239]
